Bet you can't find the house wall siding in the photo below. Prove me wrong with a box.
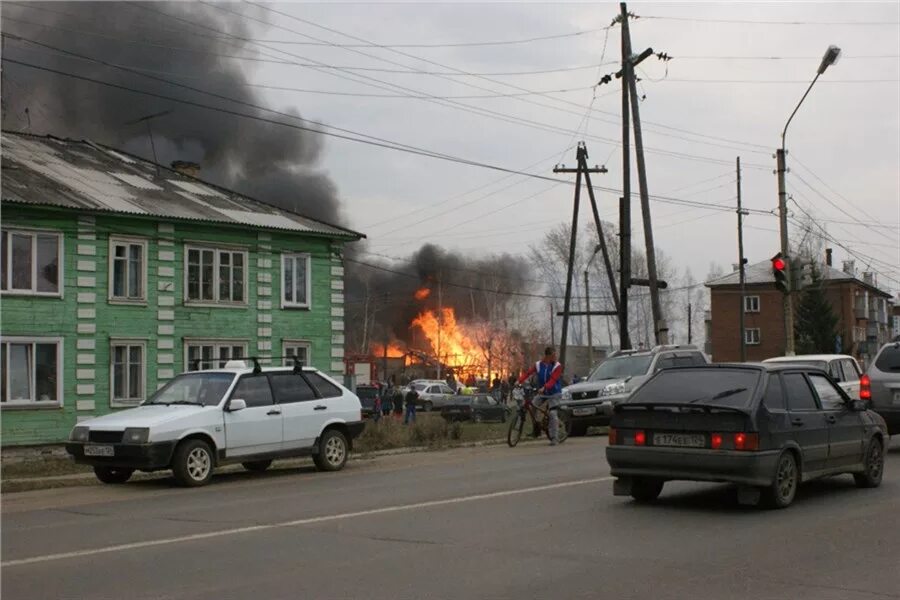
[1,205,347,446]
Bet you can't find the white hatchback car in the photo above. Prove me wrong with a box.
[66,361,364,487]
[763,354,863,397]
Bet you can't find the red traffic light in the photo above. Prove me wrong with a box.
[772,257,786,271]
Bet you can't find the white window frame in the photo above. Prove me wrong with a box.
[281,253,312,309]
[183,245,248,306]
[1,228,64,298]
[110,339,147,407]
[0,336,63,408]
[744,328,761,346]
[283,340,312,367]
[743,295,760,313]
[184,340,249,371]
[108,236,148,303]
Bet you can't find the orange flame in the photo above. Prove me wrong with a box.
[370,342,406,358]
[411,308,483,370]
[414,287,431,301]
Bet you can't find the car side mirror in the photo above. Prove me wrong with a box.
[228,398,247,412]
[849,399,866,412]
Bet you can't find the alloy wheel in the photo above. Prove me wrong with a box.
[776,455,796,501]
[325,436,345,466]
[187,447,211,481]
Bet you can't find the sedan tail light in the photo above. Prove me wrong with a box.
[634,430,646,446]
[733,432,759,451]
[860,374,871,401]
[710,433,723,450]
[608,427,617,445]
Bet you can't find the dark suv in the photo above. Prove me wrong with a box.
[866,342,900,434]
[560,345,709,436]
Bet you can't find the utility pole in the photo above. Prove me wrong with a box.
[687,302,692,344]
[776,148,794,355]
[550,303,556,346]
[737,156,748,362]
[620,3,665,345]
[437,272,443,379]
[619,4,632,352]
[553,144,617,366]
[584,269,594,365]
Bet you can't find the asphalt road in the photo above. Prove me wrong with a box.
[3,436,900,600]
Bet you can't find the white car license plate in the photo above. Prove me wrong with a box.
[572,407,595,416]
[84,445,114,457]
[652,433,705,448]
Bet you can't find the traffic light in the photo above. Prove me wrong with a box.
[772,252,789,294]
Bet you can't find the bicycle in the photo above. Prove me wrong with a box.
[507,385,570,447]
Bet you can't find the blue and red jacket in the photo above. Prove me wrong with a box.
[518,359,564,395]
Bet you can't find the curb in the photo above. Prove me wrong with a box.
[2,437,531,491]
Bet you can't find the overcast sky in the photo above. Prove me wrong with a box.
[233,1,898,294]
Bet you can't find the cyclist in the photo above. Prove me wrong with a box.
[517,346,564,445]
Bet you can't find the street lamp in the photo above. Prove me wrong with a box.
[776,44,841,356]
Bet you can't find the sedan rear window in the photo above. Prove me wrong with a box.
[627,368,761,408]
[874,345,900,371]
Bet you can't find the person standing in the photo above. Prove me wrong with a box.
[404,385,418,425]
[373,387,382,423]
[491,373,502,402]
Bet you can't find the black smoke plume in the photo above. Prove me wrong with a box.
[1,1,342,224]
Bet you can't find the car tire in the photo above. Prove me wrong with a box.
[762,451,799,509]
[630,478,664,503]
[500,410,507,423]
[172,439,215,487]
[93,466,134,484]
[242,460,273,473]
[314,429,348,472]
[569,423,588,437]
[854,438,884,488]
[424,401,433,412]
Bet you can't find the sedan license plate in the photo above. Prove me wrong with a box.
[84,445,114,457]
[652,433,705,448]
[572,407,595,416]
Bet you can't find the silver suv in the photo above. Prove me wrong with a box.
[560,345,709,436]
[866,341,900,434]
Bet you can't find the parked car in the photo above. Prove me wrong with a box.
[560,345,709,436]
[763,354,862,397]
[606,363,887,508]
[416,382,457,411]
[66,361,365,487]
[441,395,508,423]
[356,384,381,418]
[866,342,900,434]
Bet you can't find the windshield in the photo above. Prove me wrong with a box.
[589,355,653,381]
[875,345,900,371]
[628,368,761,408]
[145,373,235,406]
[356,387,378,400]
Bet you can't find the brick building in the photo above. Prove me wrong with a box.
[706,259,894,365]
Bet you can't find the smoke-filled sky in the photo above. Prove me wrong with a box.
[2,1,898,296]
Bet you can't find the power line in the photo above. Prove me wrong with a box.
[640,15,900,26]
[651,78,900,84]
[3,56,776,221]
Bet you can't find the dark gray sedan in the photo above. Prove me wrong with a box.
[606,364,888,509]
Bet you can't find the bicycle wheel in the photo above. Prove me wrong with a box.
[507,410,525,447]
[545,409,570,444]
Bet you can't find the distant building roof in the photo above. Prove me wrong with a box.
[706,259,892,298]
[1,131,363,240]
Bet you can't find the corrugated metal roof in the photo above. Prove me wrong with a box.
[1,132,363,240]
[706,259,892,297]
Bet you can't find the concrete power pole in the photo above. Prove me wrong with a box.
[776,149,795,355]
[585,270,594,365]
[737,156,748,362]
[620,3,665,345]
[619,5,632,352]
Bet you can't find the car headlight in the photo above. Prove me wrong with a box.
[561,390,572,401]
[601,382,627,397]
[122,427,150,444]
[70,426,89,442]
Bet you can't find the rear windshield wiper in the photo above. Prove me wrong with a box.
[621,402,748,414]
[686,387,747,404]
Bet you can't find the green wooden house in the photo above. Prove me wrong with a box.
[0,132,363,446]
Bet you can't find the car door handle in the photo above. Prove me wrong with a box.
[267,409,282,416]
[314,405,327,411]
[791,418,804,427]
[826,415,837,424]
